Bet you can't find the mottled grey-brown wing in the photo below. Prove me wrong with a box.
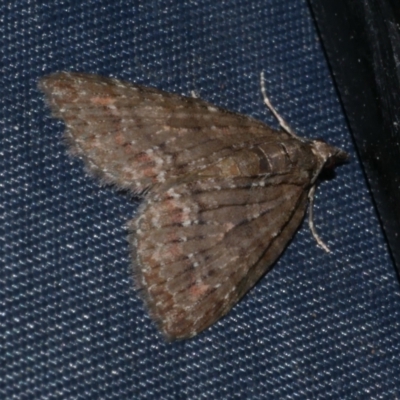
[39,72,282,194]
[130,174,309,340]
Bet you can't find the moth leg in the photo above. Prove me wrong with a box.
[308,185,330,253]
[260,72,303,141]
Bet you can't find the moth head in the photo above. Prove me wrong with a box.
[311,139,349,171]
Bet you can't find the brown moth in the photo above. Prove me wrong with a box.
[39,72,348,340]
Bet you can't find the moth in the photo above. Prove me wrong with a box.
[39,72,348,340]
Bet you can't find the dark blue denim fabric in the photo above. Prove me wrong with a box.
[2,1,400,398]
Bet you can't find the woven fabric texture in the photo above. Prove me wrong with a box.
[2,0,400,399]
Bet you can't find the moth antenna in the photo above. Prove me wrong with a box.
[308,185,330,253]
[260,72,302,140]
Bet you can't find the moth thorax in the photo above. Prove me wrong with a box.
[254,140,310,175]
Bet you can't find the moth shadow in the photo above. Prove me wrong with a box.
[318,168,338,181]
[318,156,349,181]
